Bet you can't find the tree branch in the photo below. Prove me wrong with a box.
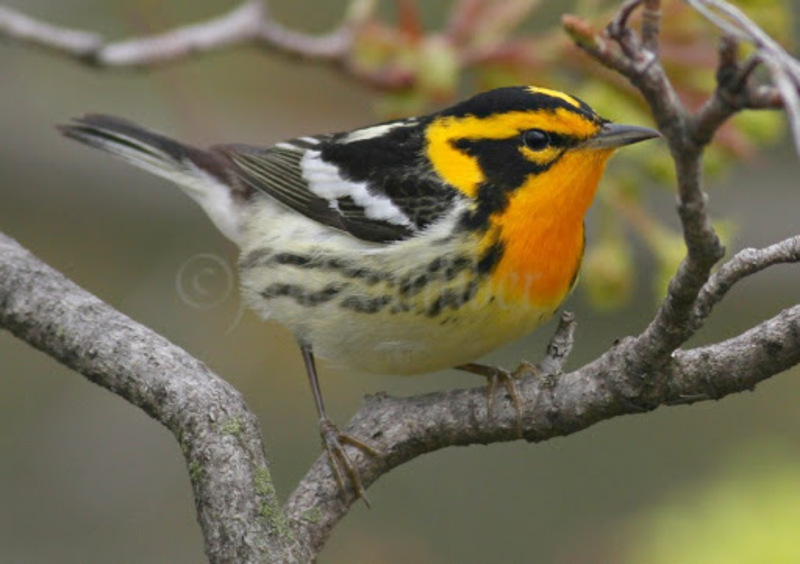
[0,4,102,58]
[5,229,796,559]
[566,0,724,371]
[0,232,308,564]
[3,0,800,561]
[562,0,800,372]
[0,1,374,74]
[668,304,800,404]
[535,311,577,376]
[285,303,800,553]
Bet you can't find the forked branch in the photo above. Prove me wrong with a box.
[687,0,800,153]
[1,0,799,562]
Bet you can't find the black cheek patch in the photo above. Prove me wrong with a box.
[453,136,562,191]
[452,137,543,232]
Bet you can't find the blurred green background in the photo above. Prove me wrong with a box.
[2,1,800,563]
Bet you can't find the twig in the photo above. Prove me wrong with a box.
[691,36,776,145]
[694,235,800,321]
[641,0,661,53]
[686,0,800,155]
[536,311,577,376]
[96,2,264,67]
[257,0,373,60]
[0,5,102,58]
[446,0,488,45]
[608,0,646,59]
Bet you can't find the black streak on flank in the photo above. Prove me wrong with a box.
[260,282,345,306]
[477,241,504,275]
[462,279,479,303]
[390,302,412,314]
[427,291,453,317]
[348,268,385,286]
[271,252,312,267]
[444,256,472,280]
[267,252,388,284]
[340,295,392,314]
[398,274,430,297]
[426,289,461,318]
[427,279,480,317]
[427,257,444,273]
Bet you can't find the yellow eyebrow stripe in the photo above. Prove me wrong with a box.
[528,86,582,109]
[429,109,598,142]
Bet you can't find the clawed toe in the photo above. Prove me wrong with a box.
[318,418,383,507]
[457,362,537,437]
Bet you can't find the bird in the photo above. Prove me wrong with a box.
[59,85,659,502]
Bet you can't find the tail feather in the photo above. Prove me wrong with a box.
[59,114,220,178]
[59,114,243,243]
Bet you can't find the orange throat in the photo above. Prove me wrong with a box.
[489,148,614,308]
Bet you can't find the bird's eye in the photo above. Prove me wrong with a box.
[522,129,551,151]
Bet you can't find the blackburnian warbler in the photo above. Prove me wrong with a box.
[60,86,658,501]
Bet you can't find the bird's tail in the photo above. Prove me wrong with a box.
[59,114,242,243]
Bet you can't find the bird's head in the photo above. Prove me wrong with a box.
[424,85,659,213]
[424,85,660,306]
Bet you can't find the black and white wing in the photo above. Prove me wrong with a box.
[214,119,458,244]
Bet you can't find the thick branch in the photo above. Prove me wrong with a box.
[4,226,798,558]
[0,233,307,564]
[667,305,800,403]
[285,303,800,552]
[4,1,800,560]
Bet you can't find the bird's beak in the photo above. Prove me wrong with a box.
[581,122,661,149]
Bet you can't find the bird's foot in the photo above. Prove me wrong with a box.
[458,362,537,438]
[318,417,382,508]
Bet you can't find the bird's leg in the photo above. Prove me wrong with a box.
[299,343,380,506]
[457,361,537,437]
